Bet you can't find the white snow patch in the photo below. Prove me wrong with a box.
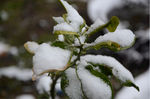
[74,36,86,46]
[53,17,65,24]
[65,68,83,99]
[59,0,84,32]
[53,22,76,32]
[0,66,32,81]
[85,29,135,48]
[115,69,150,99]
[87,0,122,22]
[36,74,52,93]
[32,43,71,78]
[58,35,64,41]
[0,42,18,56]
[80,55,134,83]
[78,66,112,99]
[16,94,35,99]
[0,42,9,54]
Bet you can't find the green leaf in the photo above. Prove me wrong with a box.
[51,41,68,49]
[107,16,119,32]
[64,34,75,44]
[85,37,135,52]
[54,31,78,36]
[87,16,119,37]
[88,62,113,76]
[63,14,68,23]
[61,72,69,92]
[85,41,122,52]
[85,65,114,99]
[122,80,140,91]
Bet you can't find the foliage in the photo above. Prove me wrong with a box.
[24,0,139,99]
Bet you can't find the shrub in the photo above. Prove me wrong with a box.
[24,0,139,99]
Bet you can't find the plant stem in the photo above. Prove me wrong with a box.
[50,74,61,99]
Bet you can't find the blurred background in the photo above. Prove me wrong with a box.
[0,0,149,99]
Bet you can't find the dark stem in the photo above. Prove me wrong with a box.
[50,74,61,99]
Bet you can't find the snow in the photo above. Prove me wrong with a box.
[88,0,148,22]
[80,55,134,83]
[86,18,105,35]
[0,66,32,81]
[65,68,83,99]
[78,65,112,99]
[0,42,9,54]
[32,43,71,80]
[115,69,150,99]
[87,0,122,22]
[53,22,76,32]
[74,36,86,46]
[53,17,65,24]
[16,94,35,99]
[58,35,64,41]
[24,41,39,54]
[0,42,18,56]
[36,74,52,93]
[85,29,135,48]
[59,0,84,32]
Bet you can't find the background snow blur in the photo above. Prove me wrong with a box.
[0,0,149,98]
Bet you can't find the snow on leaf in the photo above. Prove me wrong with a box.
[77,64,112,99]
[24,42,71,80]
[61,68,83,99]
[52,17,65,24]
[86,18,105,36]
[59,0,85,32]
[84,29,135,51]
[79,55,139,91]
[86,16,119,37]
[53,22,78,35]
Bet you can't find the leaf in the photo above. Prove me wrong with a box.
[85,41,122,52]
[61,72,69,93]
[80,55,139,91]
[107,16,119,32]
[88,62,113,76]
[85,65,114,99]
[122,80,140,91]
[86,16,119,37]
[84,29,135,51]
[54,30,78,36]
[51,41,68,49]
